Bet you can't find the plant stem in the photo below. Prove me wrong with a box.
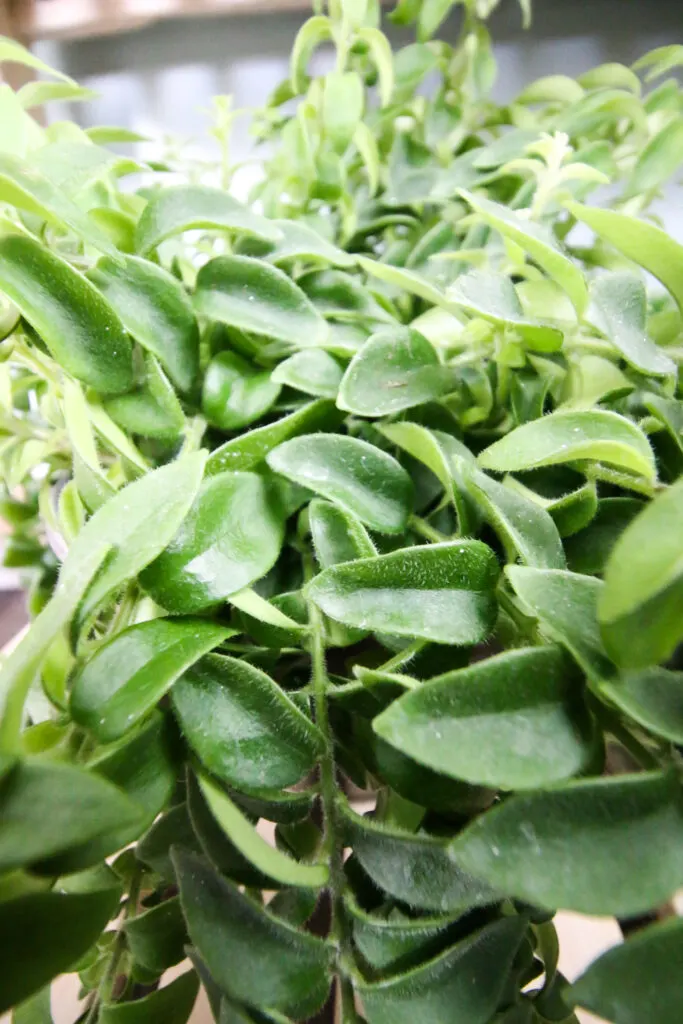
[305,554,352,1019]
[85,866,142,1023]
[409,514,448,544]
[376,638,425,675]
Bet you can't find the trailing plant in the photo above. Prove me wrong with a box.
[2,3,683,1022]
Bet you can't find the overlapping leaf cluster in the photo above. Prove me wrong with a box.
[1,4,683,1023]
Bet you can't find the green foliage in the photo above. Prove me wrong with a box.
[0,3,682,1022]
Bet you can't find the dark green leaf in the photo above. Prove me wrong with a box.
[267,434,413,534]
[70,617,229,742]
[125,897,187,975]
[202,352,281,430]
[374,646,595,789]
[600,667,683,744]
[137,804,202,882]
[140,471,284,612]
[173,850,332,1018]
[172,654,323,789]
[307,541,499,644]
[99,970,199,1024]
[450,771,683,915]
[564,497,642,575]
[346,893,461,973]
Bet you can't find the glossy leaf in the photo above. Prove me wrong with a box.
[88,254,200,394]
[194,256,328,347]
[572,917,683,1024]
[99,971,199,1024]
[267,433,412,534]
[67,451,207,627]
[567,200,683,314]
[70,617,228,742]
[357,917,527,1024]
[309,499,376,567]
[206,399,342,475]
[478,409,656,483]
[267,219,355,268]
[507,565,614,681]
[341,803,497,912]
[197,773,327,887]
[374,646,595,789]
[172,654,324,789]
[0,759,139,873]
[0,887,120,1014]
[0,234,132,395]
[173,850,332,1018]
[451,771,683,915]
[589,273,675,377]
[203,351,281,431]
[308,541,499,644]
[271,349,343,398]
[460,190,588,315]
[599,478,683,668]
[140,471,284,612]
[337,327,454,417]
[135,185,279,253]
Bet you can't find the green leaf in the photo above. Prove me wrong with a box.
[194,255,328,348]
[0,759,139,872]
[0,234,133,395]
[0,35,73,83]
[589,273,675,376]
[322,71,364,153]
[137,804,201,882]
[309,499,376,567]
[462,464,566,569]
[88,254,200,394]
[99,971,199,1024]
[0,887,120,1014]
[202,352,281,430]
[67,451,207,627]
[357,917,527,1024]
[626,115,683,196]
[17,80,96,110]
[600,667,683,745]
[125,897,187,975]
[566,200,683,314]
[356,255,450,309]
[206,399,342,475]
[267,219,355,268]
[290,15,333,93]
[417,0,457,41]
[307,541,499,644]
[139,471,284,613]
[271,349,344,398]
[374,645,595,789]
[173,850,332,1018]
[564,496,642,575]
[507,565,614,681]
[12,986,53,1024]
[197,773,328,888]
[451,771,683,915]
[599,478,683,668]
[337,327,454,417]
[478,409,656,484]
[135,185,280,254]
[447,270,564,350]
[460,190,588,315]
[346,893,460,972]
[172,654,323,789]
[357,27,394,106]
[268,433,412,534]
[572,917,683,1024]
[70,618,228,743]
[340,802,498,912]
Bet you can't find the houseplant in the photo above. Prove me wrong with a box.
[1,1,683,1021]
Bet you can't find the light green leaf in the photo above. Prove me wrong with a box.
[267,433,413,534]
[507,565,614,681]
[599,478,683,668]
[478,409,656,484]
[88,254,200,394]
[17,80,96,110]
[197,773,328,888]
[271,349,344,398]
[450,771,683,916]
[202,352,281,431]
[516,74,584,105]
[139,471,284,613]
[460,190,588,315]
[173,850,332,1018]
[0,234,133,395]
[357,27,394,106]
[322,71,364,154]
[0,36,73,83]
[572,917,683,1024]
[357,917,527,1024]
[356,254,450,309]
[70,617,229,743]
[307,541,499,644]
[374,645,595,789]
[338,327,454,417]
[290,15,333,93]
[448,270,564,350]
[589,273,675,376]
[417,0,457,42]
[172,654,324,790]
[309,499,376,567]
[135,185,280,254]
[194,256,328,348]
[627,115,683,196]
[267,219,355,268]
[567,200,683,314]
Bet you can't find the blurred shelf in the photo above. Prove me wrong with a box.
[13,0,313,42]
